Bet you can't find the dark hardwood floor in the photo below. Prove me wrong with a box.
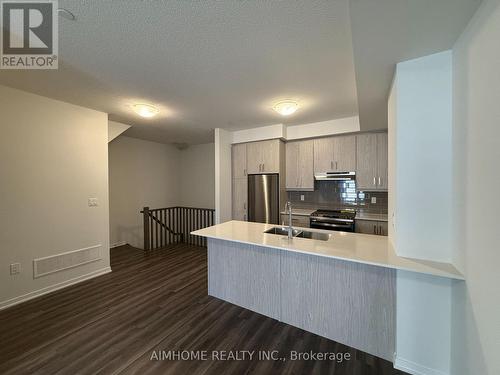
[0,244,406,375]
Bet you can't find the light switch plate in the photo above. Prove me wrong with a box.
[371,197,377,204]
[10,263,21,275]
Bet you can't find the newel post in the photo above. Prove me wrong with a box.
[143,206,150,251]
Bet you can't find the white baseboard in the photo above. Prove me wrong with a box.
[394,355,449,375]
[110,241,127,248]
[0,266,112,311]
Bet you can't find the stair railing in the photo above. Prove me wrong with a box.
[141,206,215,250]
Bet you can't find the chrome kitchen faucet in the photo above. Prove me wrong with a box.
[285,201,293,239]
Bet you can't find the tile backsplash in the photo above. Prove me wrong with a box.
[287,181,387,214]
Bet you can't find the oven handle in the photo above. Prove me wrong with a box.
[310,217,354,223]
[310,222,353,229]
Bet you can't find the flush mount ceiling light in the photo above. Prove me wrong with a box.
[132,103,160,118]
[273,100,299,116]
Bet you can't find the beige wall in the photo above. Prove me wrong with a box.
[451,0,500,374]
[387,78,397,246]
[391,51,453,263]
[388,52,454,375]
[178,143,215,209]
[108,120,131,142]
[108,136,181,248]
[0,85,110,308]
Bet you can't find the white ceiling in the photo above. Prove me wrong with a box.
[0,0,358,144]
[0,1,480,144]
[349,0,481,131]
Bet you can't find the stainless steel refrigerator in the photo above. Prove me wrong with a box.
[248,174,280,224]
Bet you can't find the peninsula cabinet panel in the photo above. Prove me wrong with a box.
[356,132,388,191]
[280,252,395,361]
[314,135,356,173]
[232,178,247,221]
[207,239,281,320]
[232,143,247,179]
[247,139,280,174]
[286,140,314,191]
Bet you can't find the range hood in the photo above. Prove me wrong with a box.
[314,171,356,181]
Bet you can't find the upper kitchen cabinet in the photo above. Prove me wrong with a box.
[356,132,388,190]
[313,135,356,173]
[286,140,314,191]
[232,143,247,179]
[232,178,248,221]
[246,139,281,174]
[376,133,388,189]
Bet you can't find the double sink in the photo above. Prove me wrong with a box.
[264,227,331,241]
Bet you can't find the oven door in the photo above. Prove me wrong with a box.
[310,219,354,232]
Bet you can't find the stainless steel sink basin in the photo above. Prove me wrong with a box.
[295,231,331,241]
[264,227,331,241]
[264,227,302,236]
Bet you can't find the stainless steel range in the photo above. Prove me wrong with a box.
[309,209,356,232]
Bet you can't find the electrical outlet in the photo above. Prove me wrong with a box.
[300,195,305,201]
[371,196,377,204]
[88,198,98,207]
[10,263,21,275]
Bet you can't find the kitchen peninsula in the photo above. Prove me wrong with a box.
[193,220,463,361]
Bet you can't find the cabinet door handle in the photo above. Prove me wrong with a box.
[331,161,333,170]
[378,176,381,186]
[262,163,265,171]
[373,225,377,234]
[259,164,262,172]
[373,177,376,185]
[244,202,246,210]
[335,161,338,170]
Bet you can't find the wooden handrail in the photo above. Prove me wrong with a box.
[147,211,184,240]
[141,206,215,212]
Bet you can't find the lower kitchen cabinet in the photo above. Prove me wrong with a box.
[280,214,310,228]
[355,220,388,236]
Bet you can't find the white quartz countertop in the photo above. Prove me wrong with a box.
[192,221,464,280]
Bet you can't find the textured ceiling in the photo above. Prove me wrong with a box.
[349,0,481,130]
[0,1,480,144]
[0,0,358,144]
